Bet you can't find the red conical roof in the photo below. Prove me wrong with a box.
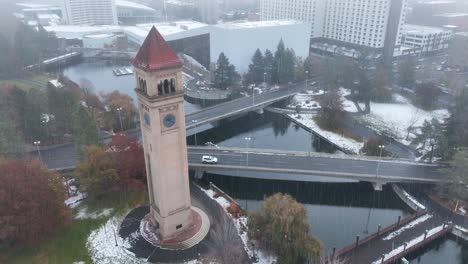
[132,26,183,71]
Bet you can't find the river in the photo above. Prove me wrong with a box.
[60,60,465,263]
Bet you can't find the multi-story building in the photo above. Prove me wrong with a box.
[260,0,326,38]
[62,0,118,25]
[401,24,452,56]
[261,0,408,62]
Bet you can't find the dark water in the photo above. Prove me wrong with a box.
[59,60,202,113]
[190,111,337,153]
[201,175,410,252]
[408,238,468,264]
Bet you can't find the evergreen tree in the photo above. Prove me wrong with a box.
[264,49,274,84]
[398,58,416,87]
[445,89,468,157]
[247,49,265,84]
[303,56,313,80]
[73,106,99,146]
[0,33,16,77]
[272,40,295,84]
[214,52,239,90]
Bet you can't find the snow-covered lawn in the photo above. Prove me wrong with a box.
[289,114,364,154]
[87,215,146,264]
[288,90,325,110]
[352,93,449,145]
[382,214,433,241]
[372,225,446,264]
[75,207,114,220]
[201,188,277,264]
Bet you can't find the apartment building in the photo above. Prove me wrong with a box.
[401,24,452,55]
[63,0,118,25]
[261,0,407,61]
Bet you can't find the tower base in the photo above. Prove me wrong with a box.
[140,206,210,250]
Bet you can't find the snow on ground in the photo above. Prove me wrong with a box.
[372,225,445,264]
[75,207,114,220]
[356,93,449,145]
[382,214,433,240]
[455,225,468,233]
[201,188,277,264]
[87,215,147,264]
[72,262,85,264]
[65,192,87,208]
[401,189,426,210]
[339,88,360,113]
[289,114,364,154]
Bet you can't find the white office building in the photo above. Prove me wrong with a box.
[401,24,452,55]
[62,0,118,25]
[261,0,408,59]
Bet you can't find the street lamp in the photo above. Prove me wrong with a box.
[192,119,198,145]
[33,141,42,162]
[378,145,385,160]
[376,145,385,179]
[263,72,267,84]
[116,107,124,131]
[305,70,309,91]
[245,136,252,166]
[429,138,435,163]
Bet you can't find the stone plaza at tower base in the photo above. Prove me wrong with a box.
[140,206,210,250]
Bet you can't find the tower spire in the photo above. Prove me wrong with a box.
[132,26,183,71]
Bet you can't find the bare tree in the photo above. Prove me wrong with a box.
[406,108,421,140]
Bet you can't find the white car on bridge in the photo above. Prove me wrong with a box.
[202,155,218,164]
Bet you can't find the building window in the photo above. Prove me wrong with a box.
[170,79,176,93]
[164,79,169,94]
[157,81,163,96]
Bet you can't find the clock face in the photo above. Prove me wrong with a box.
[144,112,151,126]
[163,114,176,128]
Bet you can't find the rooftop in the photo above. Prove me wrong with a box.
[116,0,155,11]
[132,26,183,71]
[214,20,302,30]
[403,24,450,35]
[434,13,468,18]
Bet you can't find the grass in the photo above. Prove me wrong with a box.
[2,190,148,264]
[0,74,50,90]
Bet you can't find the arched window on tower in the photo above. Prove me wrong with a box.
[170,78,176,93]
[164,79,169,94]
[142,80,147,95]
[157,81,163,96]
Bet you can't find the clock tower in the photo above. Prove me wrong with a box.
[132,26,192,239]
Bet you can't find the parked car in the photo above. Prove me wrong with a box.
[202,155,218,164]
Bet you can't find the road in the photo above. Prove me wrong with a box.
[185,82,307,131]
[188,147,441,184]
[34,144,442,184]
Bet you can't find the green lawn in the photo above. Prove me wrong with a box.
[2,190,148,264]
[0,74,50,90]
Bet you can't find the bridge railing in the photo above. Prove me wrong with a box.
[331,210,427,261]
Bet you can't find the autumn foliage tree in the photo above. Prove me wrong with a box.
[107,135,146,190]
[75,145,118,197]
[0,159,70,247]
[102,90,138,132]
[247,193,322,263]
